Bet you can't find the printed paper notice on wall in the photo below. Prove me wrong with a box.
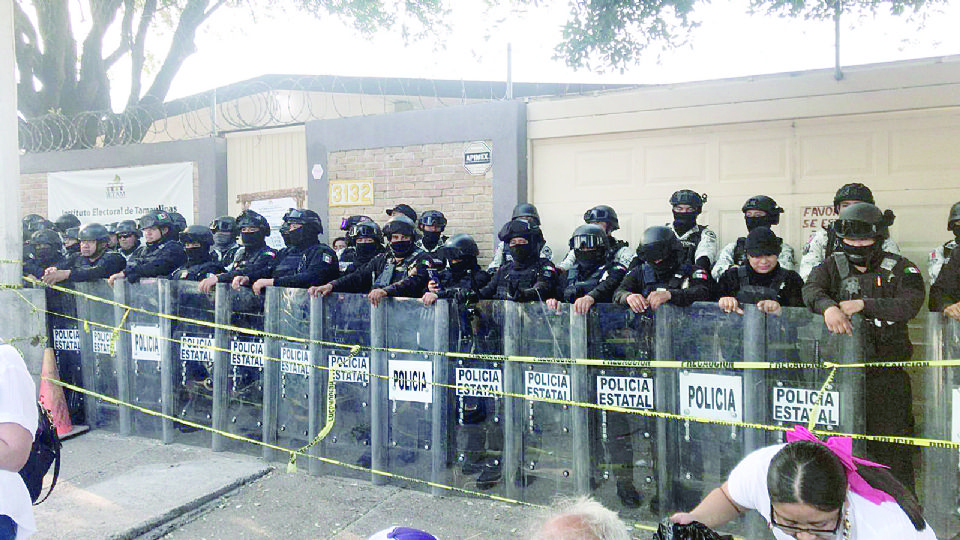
[329,179,374,207]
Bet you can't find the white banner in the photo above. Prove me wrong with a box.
[48,162,194,225]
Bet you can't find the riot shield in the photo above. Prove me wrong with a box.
[169,279,217,447]
[272,287,313,457]
[126,279,164,438]
[45,285,85,426]
[220,288,267,455]
[75,281,121,431]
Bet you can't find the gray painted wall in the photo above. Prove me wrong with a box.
[20,138,229,225]
[304,100,527,245]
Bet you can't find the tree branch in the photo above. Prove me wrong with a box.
[104,0,135,69]
[126,0,157,109]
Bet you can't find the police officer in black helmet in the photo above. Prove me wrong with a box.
[170,225,226,281]
[115,219,144,262]
[62,226,80,256]
[169,211,187,236]
[417,210,449,253]
[249,209,338,294]
[339,221,384,276]
[547,224,628,314]
[209,216,242,266]
[198,210,278,293]
[711,195,797,281]
[479,218,558,302]
[716,227,804,315]
[487,203,554,272]
[928,201,960,282]
[106,222,119,249]
[109,210,187,284]
[23,229,64,279]
[42,223,127,285]
[557,205,635,271]
[802,202,923,489]
[421,234,490,306]
[310,214,430,304]
[665,190,718,271]
[53,213,81,235]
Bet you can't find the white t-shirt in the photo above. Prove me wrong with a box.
[726,444,936,540]
[0,344,38,539]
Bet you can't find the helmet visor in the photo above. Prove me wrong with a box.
[420,214,445,227]
[835,219,880,239]
[571,234,605,250]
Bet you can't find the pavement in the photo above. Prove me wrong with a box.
[31,430,550,540]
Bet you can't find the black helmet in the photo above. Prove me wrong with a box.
[63,227,80,242]
[340,215,372,232]
[22,214,53,241]
[115,219,141,238]
[282,208,323,234]
[498,218,544,247]
[385,204,417,223]
[583,205,619,232]
[210,216,239,235]
[835,203,894,240]
[569,224,608,250]
[29,229,62,250]
[639,226,683,263]
[168,212,187,233]
[236,210,271,236]
[54,213,81,233]
[437,234,479,261]
[382,215,417,237]
[833,183,874,209]
[180,225,214,247]
[350,221,382,242]
[741,196,783,223]
[106,222,118,235]
[140,210,174,230]
[948,202,960,229]
[511,203,540,225]
[78,223,110,243]
[419,210,447,231]
[669,190,706,211]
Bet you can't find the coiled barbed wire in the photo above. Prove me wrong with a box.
[18,75,632,153]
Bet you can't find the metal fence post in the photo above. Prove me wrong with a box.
[502,301,522,501]
[431,299,450,496]
[262,286,281,461]
[159,279,175,444]
[113,280,133,436]
[211,284,231,452]
[570,308,590,495]
[370,300,388,486]
[309,294,325,476]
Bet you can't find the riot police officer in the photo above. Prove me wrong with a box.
[928,201,960,282]
[170,225,226,281]
[62,226,80,256]
[557,205,634,271]
[665,190,718,271]
[385,203,417,222]
[23,229,64,279]
[198,210,278,293]
[421,234,491,306]
[250,209,338,294]
[169,211,188,235]
[802,202,923,488]
[716,227,804,315]
[931,242,960,318]
[711,195,797,280]
[109,210,186,284]
[487,203,554,272]
[115,220,144,262]
[310,215,430,304]
[339,221,384,276]
[42,223,126,284]
[480,218,558,302]
[106,222,119,249]
[209,216,242,266]
[798,183,901,280]
[614,226,713,312]
[547,224,628,314]
[417,210,449,253]
[53,213,81,235]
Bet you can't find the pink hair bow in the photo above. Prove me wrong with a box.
[786,425,896,505]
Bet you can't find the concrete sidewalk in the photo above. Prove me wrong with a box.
[31,431,549,540]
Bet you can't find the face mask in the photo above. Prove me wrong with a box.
[649,252,678,277]
[422,231,442,250]
[34,247,58,265]
[575,249,604,267]
[241,232,263,247]
[672,212,697,233]
[509,243,534,264]
[356,242,379,260]
[745,216,774,232]
[281,227,305,248]
[843,242,880,266]
[66,244,80,254]
[213,232,234,248]
[391,240,415,258]
[449,260,471,275]
[185,246,207,264]
[952,223,960,239]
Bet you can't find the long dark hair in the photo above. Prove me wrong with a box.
[767,441,926,531]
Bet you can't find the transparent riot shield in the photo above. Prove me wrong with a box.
[126,279,164,438]
[220,288,267,455]
[75,281,121,431]
[271,287,312,458]
[319,292,372,480]
[510,301,575,504]
[169,280,217,447]
[446,300,508,498]
[44,286,86,427]
[584,303,657,520]
[374,297,438,491]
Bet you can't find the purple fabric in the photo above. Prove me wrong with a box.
[368,526,438,540]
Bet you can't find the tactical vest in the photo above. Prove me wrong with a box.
[677,225,704,266]
[735,265,786,305]
[563,263,607,302]
[496,261,543,300]
[373,250,423,288]
[824,225,841,257]
[831,252,900,329]
[944,239,956,263]
[732,237,748,266]
[640,264,689,296]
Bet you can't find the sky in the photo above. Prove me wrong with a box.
[104,0,960,104]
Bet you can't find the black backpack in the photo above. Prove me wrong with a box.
[18,402,61,504]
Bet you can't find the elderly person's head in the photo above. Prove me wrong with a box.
[530,497,630,540]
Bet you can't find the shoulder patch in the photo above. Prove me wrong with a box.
[266,251,276,257]
[905,265,920,274]
[323,253,333,264]
[692,269,708,280]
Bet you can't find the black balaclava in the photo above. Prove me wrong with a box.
[184,245,210,265]
[672,212,698,235]
[842,240,882,267]
[241,229,265,248]
[745,213,777,232]
[951,221,960,240]
[574,248,605,268]
[508,238,535,265]
[213,232,235,248]
[391,238,415,258]
[421,231,442,251]
[356,241,380,262]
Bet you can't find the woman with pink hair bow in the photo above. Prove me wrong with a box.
[669,426,934,539]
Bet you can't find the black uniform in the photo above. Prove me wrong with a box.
[120,245,144,263]
[124,237,186,283]
[613,262,712,306]
[558,258,627,304]
[329,249,430,297]
[433,263,491,303]
[23,252,62,280]
[930,250,960,312]
[170,257,225,281]
[251,242,339,288]
[716,264,804,307]
[479,257,558,301]
[802,251,924,487]
[215,245,278,285]
[212,243,241,267]
[60,251,127,283]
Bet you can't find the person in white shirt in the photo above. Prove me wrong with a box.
[0,342,39,540]
[670,426,935,540]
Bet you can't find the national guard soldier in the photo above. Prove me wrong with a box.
[802,202,923,488]
[487,203,554,272]
[930,239,960,319]
[209,216,242,266]
[711,195,797,281]
[479,218,558,302]
[557,205,634,271]
[716,227,804,315]
[665,190,718,271]
[53,213,81,235]
[106,222,119,249]
[198,210,278,293]
[170,225,226,281]
[310,214,430,304]
[928,201,960,282]
[339,221,385,276]
[115,219,144,262]
[109,210,186,285]
[250,209,338,294]
[417,210,449,254]
[42,223,127,285]
[614,226,713,313]
[798,183,901,280]
[23,229,64,279]
[62,226,80,256]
